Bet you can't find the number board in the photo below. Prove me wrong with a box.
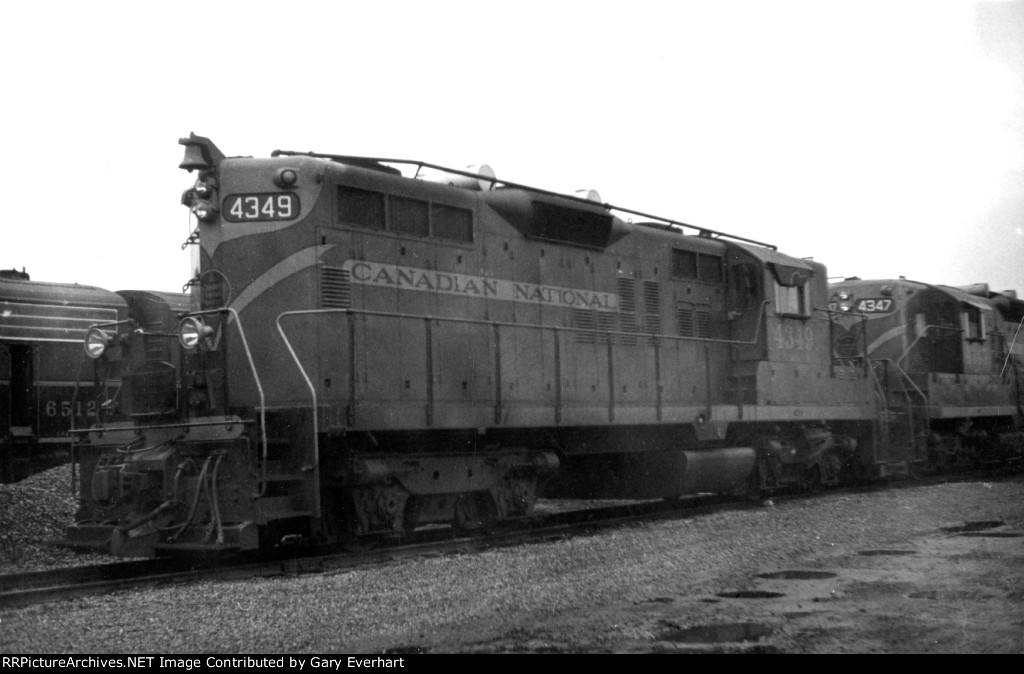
[223,193,299,222]
[853,298,895,314]
[828,297,896,314]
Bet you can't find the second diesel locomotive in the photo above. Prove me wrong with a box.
[829,277,1024,468]
[0,271,127,482]
[68,134,944,556]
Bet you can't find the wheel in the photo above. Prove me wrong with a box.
[744,461,766,502]
[804,464,824,494]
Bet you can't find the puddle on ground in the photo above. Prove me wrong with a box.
[940,520,1005,533]
[382,646,429,654]
[908,589,988,601]
[716,590,786,599]
[857,549,917,556]
[660,621,773,644]
[756,570,838,580]
[959,531,1023,538]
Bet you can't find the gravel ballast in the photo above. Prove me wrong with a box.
[2,470,1022,653]
[0,465,111,573]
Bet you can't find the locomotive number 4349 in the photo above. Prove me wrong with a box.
[223,193,299,222]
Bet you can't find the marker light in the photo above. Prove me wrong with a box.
[193,176,217,198]
[191,200,219,223]
[84,327,114,359]
[179,316,215,350]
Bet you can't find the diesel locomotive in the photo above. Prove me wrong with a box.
[66,133,976,557]
[0,272,190,483]
[828,278,1024,468]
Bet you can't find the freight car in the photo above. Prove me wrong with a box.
[0,270,128,482]
[828,277,1024,468]
[67,134,908,557]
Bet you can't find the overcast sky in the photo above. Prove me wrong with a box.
[4,0,1022,298]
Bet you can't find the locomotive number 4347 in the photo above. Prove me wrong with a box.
[223,193,299,222]
[827,298,895,314]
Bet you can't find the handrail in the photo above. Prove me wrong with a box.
[1001,315,1024,378]
[271,149,777,251]
[275,310,322,518]
[278,300,770,349]
[273,300,772,501]
[896,323,961,370]
[183,308,268,496]
[873,357,930,438]
[817,307,870,377]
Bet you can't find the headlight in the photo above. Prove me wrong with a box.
[274,167,298,188]
[839,302,851,312]
[179,316,215,350]
[84,327,114,359]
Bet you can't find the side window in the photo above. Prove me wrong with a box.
[962,304,985,341]
[431,204,473,242]
[390,196,429,236]
[338,186,385,230]
[672,250,723,283]
[672,250,698,280]
[699,254,723,283]
[770,264,810,317]
[337,185,473,243]
[774,284,807,316]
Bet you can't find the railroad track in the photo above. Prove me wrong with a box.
[0,495,737,610]
[3,466,1016,610]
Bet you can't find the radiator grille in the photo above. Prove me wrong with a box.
[321,266,352,308]
[573,308,596,344]
[678,302,712,338]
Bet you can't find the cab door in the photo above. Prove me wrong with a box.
[0,343,34,481]
[726,256,767,363]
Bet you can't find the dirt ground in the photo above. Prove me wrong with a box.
[466,511,1024,653]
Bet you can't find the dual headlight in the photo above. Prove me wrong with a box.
[83,316,217,359]
[178,316,216,351]
[84,327,118,359]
